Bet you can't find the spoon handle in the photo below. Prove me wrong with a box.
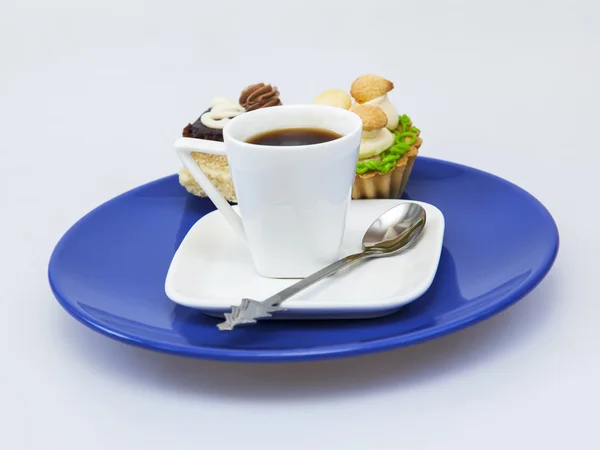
[262,251,371,308]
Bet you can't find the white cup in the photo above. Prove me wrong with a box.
[174,104,362,279]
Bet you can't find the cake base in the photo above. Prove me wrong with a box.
[178,152,237,203]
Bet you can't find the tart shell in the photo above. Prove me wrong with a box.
[351,133,422,200]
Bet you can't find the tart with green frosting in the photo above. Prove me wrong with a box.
[352,111,421,199]
[314,74,422,199]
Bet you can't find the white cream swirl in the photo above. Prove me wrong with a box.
[200,97,245,129]
[365,95,399,130]
[359,128,395,159]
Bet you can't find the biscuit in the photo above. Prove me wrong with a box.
[350,104,388,131]
[350,75,394,103]
[314,89,352,109]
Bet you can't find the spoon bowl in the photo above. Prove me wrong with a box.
[362,202,427,254]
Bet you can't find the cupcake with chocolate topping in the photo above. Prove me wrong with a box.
[314,89,352,110]
[182,97,245,142]
[178,82,283,202]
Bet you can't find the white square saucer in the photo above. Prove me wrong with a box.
[165,200,445,320]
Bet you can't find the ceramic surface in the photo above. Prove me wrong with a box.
[175,104,363,278]
[165,200,444,319]
[48,157,559,362]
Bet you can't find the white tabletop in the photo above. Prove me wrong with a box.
[2,0,597,448]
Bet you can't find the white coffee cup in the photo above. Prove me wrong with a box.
[174,104,362,279]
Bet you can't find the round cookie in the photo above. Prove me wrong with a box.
[350,104,388,131]
[314,89,352,109]
[350,75,394,104]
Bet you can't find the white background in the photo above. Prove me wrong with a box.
[1,0,598,448]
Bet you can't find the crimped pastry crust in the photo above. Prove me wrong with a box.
[352,133,422,199]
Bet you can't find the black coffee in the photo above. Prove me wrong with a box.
[246,127,342,146]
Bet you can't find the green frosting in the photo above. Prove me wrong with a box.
[356,114,419,175]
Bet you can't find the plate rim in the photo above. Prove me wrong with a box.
[48,156,560,362]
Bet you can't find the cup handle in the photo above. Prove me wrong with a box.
[174,137,245,242]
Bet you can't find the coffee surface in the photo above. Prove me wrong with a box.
[246,127,342,146]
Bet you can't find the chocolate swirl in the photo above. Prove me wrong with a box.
[239,83,282,111]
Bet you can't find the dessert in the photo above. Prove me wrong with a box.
[239,83,282,110]
[350,104,395,159]
[353,110,421,200]
[350,74,399,130]
[314,89,352,109]
[178,74,420,202]
[314,74,422,199]
[178,83,282,202]
[182,97,244,142]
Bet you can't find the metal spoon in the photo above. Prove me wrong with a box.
[217,202,427,331]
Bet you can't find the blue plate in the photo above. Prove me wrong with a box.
[48,157,559,362]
